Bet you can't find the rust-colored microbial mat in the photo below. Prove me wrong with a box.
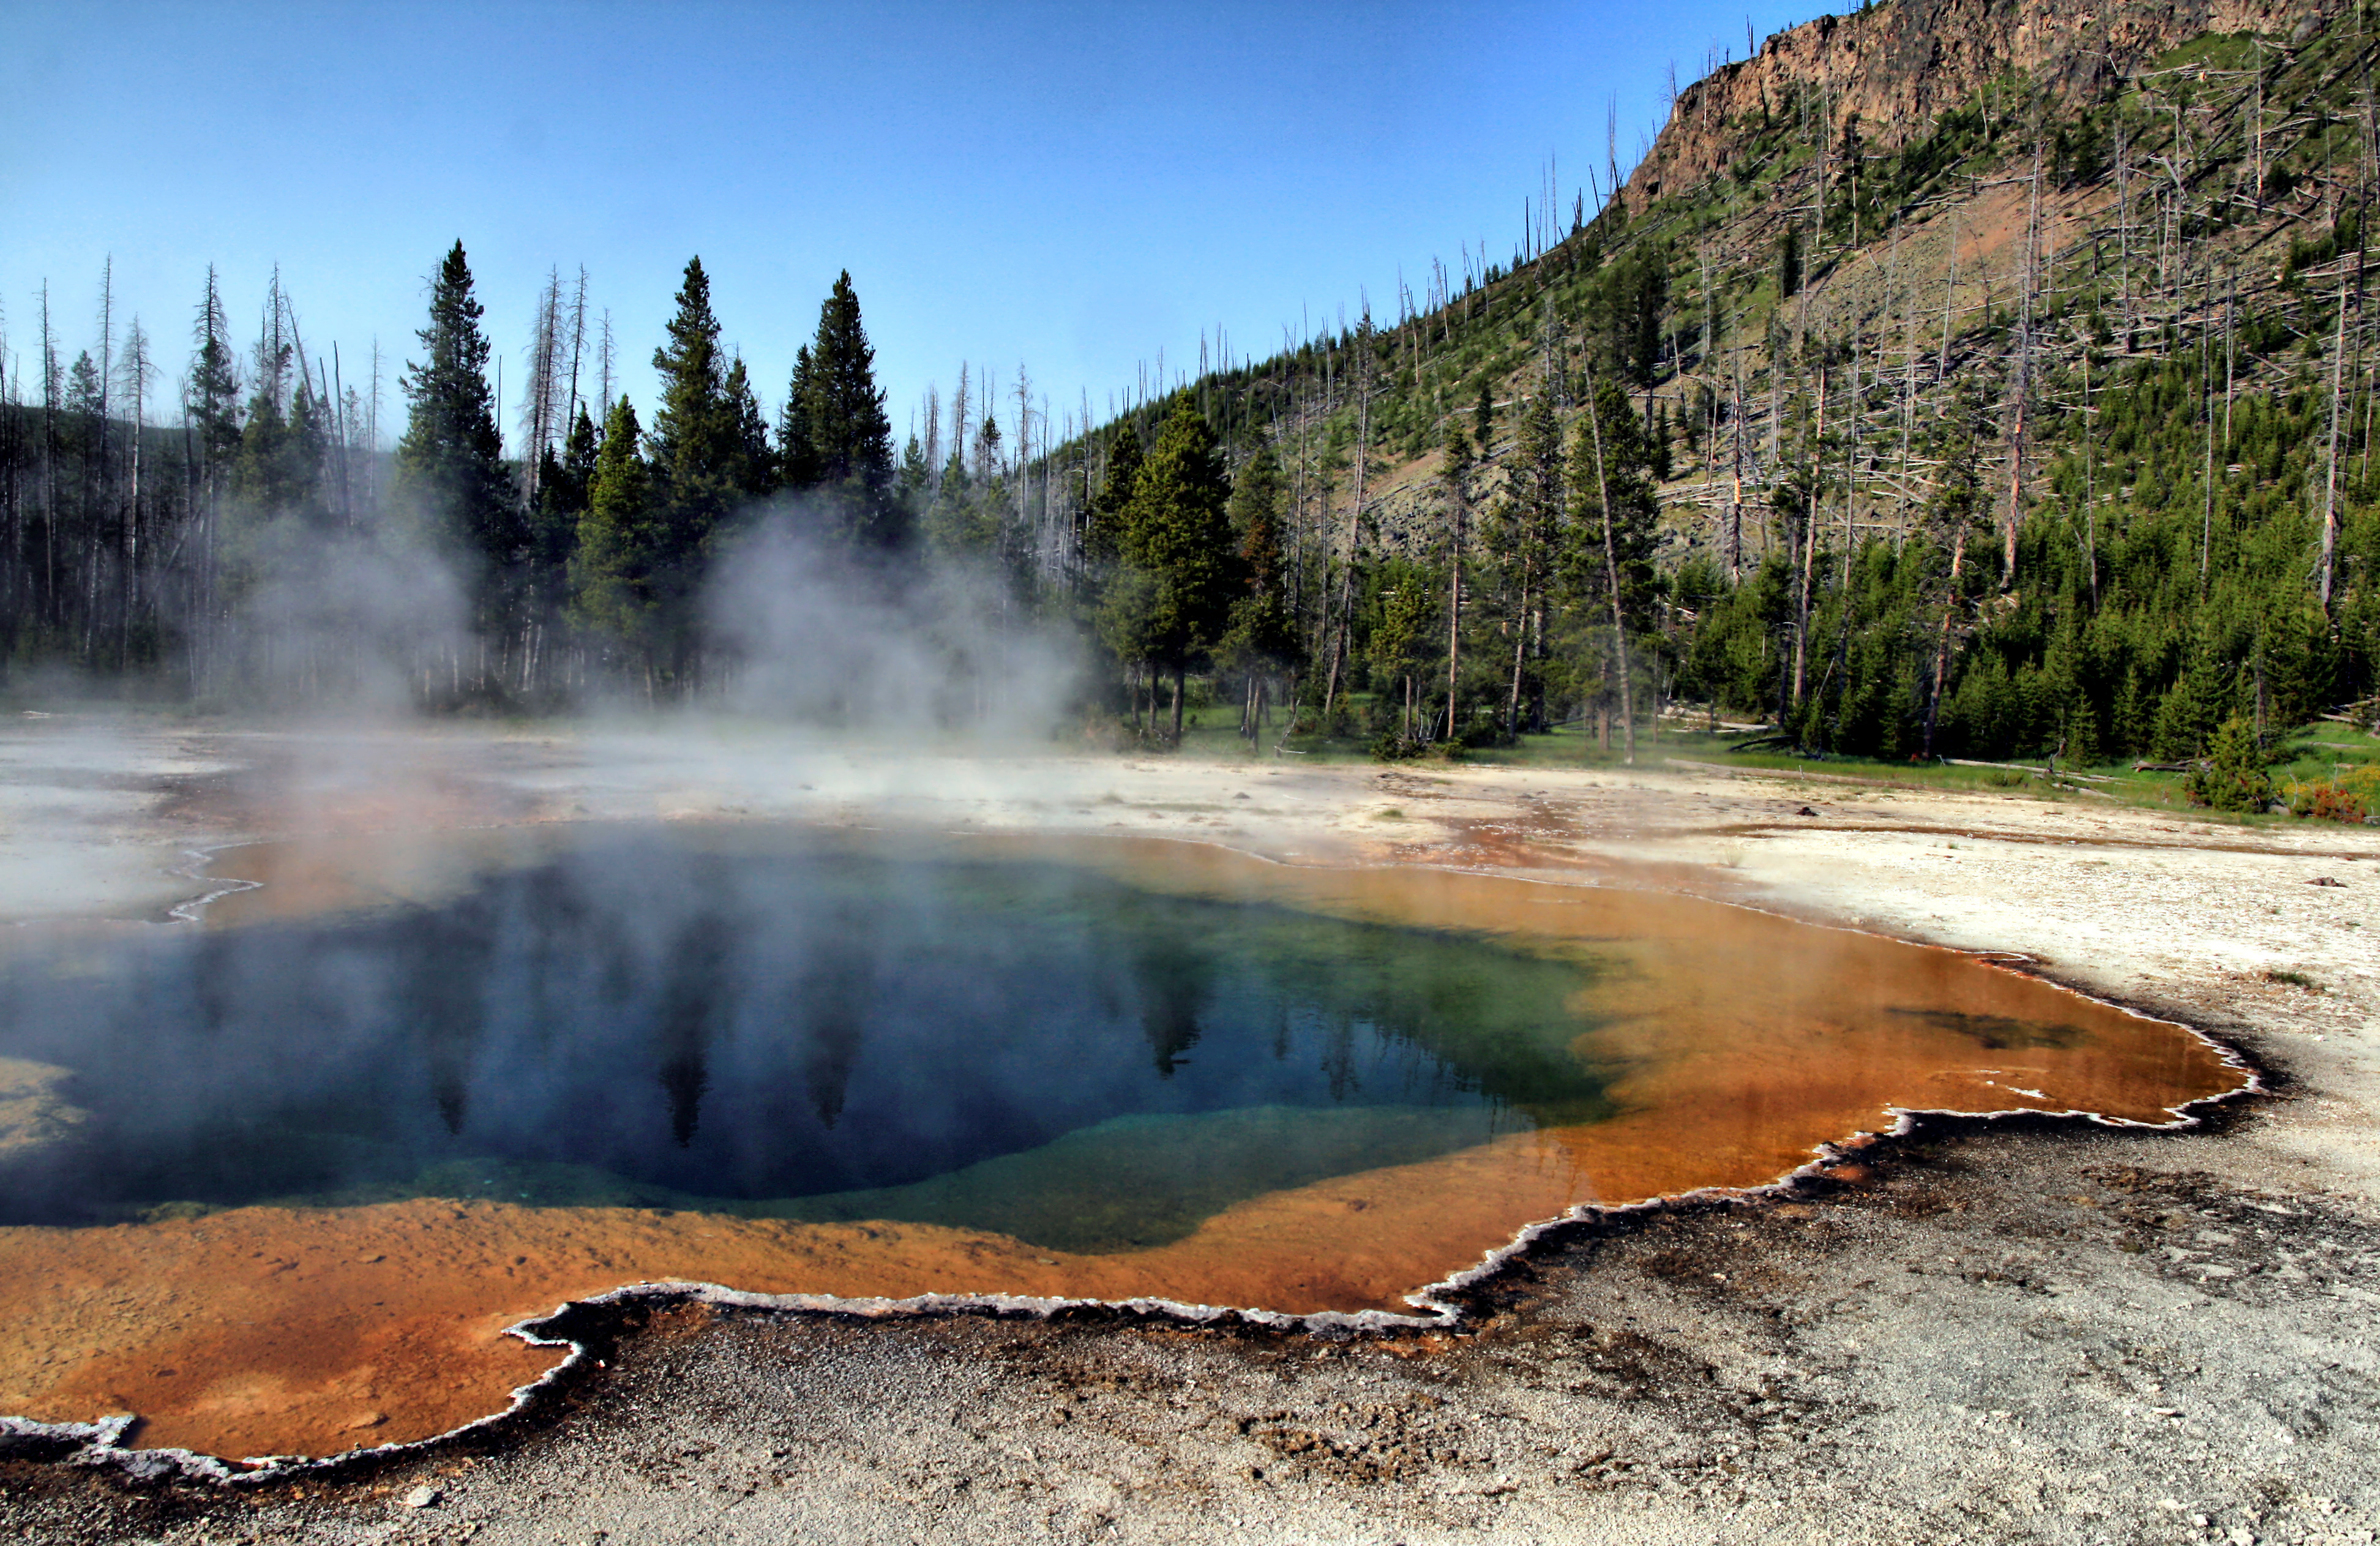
[0,828,2243,1462]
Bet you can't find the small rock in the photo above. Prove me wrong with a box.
[403,1485,441,1509]
[1794,806,1820,817]
[2308,876,2346,887]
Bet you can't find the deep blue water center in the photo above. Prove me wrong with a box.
[0,830,1615,1251]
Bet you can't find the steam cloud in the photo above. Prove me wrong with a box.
[703,503,1084,740]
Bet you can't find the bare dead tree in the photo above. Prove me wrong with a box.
[596,310,616,421]
[1321,307,1376,719]
[565,266,589,432]
[1583,371,1636,764]
[2005,136,2043,583]
[2320,267,2349,612]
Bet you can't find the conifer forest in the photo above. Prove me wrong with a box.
[4,0,2378,814]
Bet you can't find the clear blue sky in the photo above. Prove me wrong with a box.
[2,0,1813,455]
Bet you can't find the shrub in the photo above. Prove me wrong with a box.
[2281,765,2380,824]
[2184,718,2275,812]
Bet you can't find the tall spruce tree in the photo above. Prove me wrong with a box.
[185,268,242,486]
[1109,399,1239,741]
[397,242,520,624]
[572,396,661,683]
[397,239,523,662]
[1218,443,1298,740]
[1221,444,1295,662]
[528,403,597,656]
[648,257,740,570]
[788,271,899,547]
[722,354,773,500]
[776,345,821,488]
[1084,424,1143,565]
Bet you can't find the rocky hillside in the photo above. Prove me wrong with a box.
[1629,0,2347,206]
[1053,0,2380,761]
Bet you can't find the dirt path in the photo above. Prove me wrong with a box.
[2,718,2377,1544]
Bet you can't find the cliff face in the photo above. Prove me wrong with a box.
[1623,0,2347,206]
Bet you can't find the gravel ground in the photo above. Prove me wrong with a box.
[2,719,2377,1544]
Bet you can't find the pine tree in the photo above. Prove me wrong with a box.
[1115,400,1240,742]
[1218,443,1299,738]
[185,269,242,476]
[572,396,660,682]
[790,271,899,547]
[896,433,930,517]
[722,355,773,500]
[648,257,741,571]
[1084,424,1143,565]
[528,403,597,646]
[777,345,820,488]
[396,242,519,609]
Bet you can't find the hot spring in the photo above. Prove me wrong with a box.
[0,825,2245,1462]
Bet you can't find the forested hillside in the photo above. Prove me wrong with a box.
[1030,0,2380,781]
[4,0,2377,810]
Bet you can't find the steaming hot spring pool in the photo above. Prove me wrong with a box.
[0,824,2245,1463]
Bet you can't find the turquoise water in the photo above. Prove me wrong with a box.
[0,829,1620,1250]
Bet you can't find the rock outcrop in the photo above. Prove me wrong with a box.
[1624,0,2351,206]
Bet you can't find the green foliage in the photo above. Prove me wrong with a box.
[571,396,661,673]
[231,378,327,520]
[649,257,767,568]
[1120,402,1239,666]
[396,242,519,589]
[1083,425,1142,566]
[528,405,599,632]
[184,268,241,478]
[1219,443,1299,674]
[1568,380,1660,630]
[784,271,900,547]
[2184,716,2275,811]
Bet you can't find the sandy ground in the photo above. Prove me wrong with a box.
[1,713,2377,1544]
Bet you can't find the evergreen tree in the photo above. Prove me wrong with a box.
[1570,381,1660,619]
[1218,443,1300,727]
[1084,424,1143,565]
[185,269,242,478]
[528,403,597,654]
[571,396,661,682]
[396,242,520,609]
[896,433,930,517]
[788,271,899,547]
[776,345,820,488]
[1103,400,1240,741]
[722,355,773,500]
[648,256,741,572]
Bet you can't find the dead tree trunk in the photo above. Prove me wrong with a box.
[1923,525,1967,759]
[1584,385,1637,765]
[2321,269,2350,612]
